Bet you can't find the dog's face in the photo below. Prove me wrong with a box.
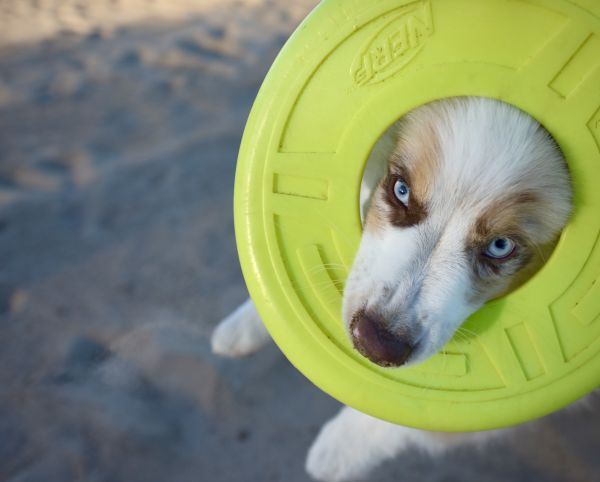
[343,98,572,367]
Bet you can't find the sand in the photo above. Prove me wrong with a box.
[1,1,600,481]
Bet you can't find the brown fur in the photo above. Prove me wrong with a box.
[364,190,388,233]
[466,191,556,303]
[383,168,428,227]
[366,114,441,231]
[392,112,441,202]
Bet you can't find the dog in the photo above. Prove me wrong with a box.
[211,97,573,481]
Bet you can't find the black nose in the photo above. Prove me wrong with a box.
[351,310,414,367]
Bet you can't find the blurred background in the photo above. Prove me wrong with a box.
[1,1,600,481]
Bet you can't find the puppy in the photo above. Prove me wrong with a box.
[212,97,573,481]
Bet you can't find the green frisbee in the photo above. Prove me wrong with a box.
[234,0,600,431]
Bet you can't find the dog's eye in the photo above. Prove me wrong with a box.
[393,179,410,206]
[484,237,515,259]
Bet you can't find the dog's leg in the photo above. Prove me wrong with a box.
[211,298,272,357]
[306,406,506,482]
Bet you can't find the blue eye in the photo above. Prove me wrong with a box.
[393,179,410,206]
[484,237,515,259]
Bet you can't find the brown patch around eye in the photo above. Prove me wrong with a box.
[363,105,442,233]
[383,171,427,227]
[470,228,531,276]
[479,236,528,271]
[388,106,442,201]
[466,191,542,302]
[470,192,539,244]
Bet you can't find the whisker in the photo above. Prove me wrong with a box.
[457,326,478,338]
[306,263,348,274]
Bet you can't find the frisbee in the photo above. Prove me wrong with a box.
[234,0,600,431]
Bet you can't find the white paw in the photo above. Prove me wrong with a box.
[306,427,361,482]
[211,298,271,357]
[305,406,423,481]
[306,406,510,481]
[306,408,384,481]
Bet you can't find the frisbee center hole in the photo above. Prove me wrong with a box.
[358,97,570,298]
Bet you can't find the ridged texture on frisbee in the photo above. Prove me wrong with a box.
[234,0,600,431]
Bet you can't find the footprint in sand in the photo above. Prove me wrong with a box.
[0,147,97,205]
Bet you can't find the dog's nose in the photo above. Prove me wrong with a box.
[351,310,414,367]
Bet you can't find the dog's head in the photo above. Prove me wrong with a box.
[343,98,572,367]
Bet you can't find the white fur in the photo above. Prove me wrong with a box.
[211,98,573,481]
[211,297,271,357]
[306,406,504,482]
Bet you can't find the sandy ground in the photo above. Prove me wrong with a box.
[1,1,600,481]
[0,0,288,45]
